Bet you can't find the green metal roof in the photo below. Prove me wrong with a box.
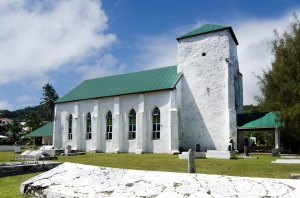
[237,112,268,127]
[177,24,239,45]
[25,122,53,137]
[240,112,284,129]
[57,65,182,103]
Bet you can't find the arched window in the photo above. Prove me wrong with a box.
[128,109,136,140]
[152,107,160,140]
[106,111,112,140]
[68,114,73,140]
[86,112,92,140]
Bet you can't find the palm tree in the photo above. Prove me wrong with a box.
[40,83,59,121]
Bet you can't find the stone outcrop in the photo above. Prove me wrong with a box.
[21,162,300,197]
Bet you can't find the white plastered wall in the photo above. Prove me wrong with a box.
[54,90,178,153]
[177,30,241,151]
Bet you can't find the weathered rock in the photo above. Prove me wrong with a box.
[20,162,300,197]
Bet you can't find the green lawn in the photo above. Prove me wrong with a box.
[0,152,300,197]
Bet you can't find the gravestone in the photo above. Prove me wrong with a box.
[272,148,280,157]
[195,144,201,152]
[65,145,72,156]
[14,146,21,153]
[228,145,232,151]
[244,146,249,156]
[188,149,196,173]
[14,142,21,153]
[229,139,234,151]
[289,173,300,179]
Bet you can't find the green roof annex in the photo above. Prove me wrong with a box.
[239,112,284,130]
[25,122,54,137]
[57,65,182,103]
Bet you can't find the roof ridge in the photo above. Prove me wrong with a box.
[86,65,177,82]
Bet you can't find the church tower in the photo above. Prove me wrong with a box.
[176,24,243,152]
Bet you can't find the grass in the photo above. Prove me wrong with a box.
[0,151,300,197]
[0,172,40,198]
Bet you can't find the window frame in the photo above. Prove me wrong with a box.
[152,107,160,140]
[86,112,92,140]
[68,114,73,140]
[128,109,136,140]
[106,111,113,140]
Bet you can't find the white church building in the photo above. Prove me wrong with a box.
[53,24,243,154]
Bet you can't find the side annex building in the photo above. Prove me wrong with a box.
[53,24,243,154]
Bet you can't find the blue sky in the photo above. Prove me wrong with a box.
[0,0,300,110]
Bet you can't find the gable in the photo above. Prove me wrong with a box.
[57,65,182,103]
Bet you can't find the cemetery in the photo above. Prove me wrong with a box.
[1,149,300,197]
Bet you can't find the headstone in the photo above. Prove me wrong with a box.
[229,139,234,151]
[14,146,21,153]
[289,173,300,179]
[244,146,249,156]
[195,144,200,152]
[227,145,232,151]
[14,142,21,153]
[65,145,72,156]
[179,146,183,154]
[188,149,196,173]
[272,148,280,157]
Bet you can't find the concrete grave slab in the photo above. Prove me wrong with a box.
[21,162,300,197]
[272,159,300,164]
[178,151,206,159]
[205,150,236,159]
[0,161,62,177]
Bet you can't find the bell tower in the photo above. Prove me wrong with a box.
[176,24,243,152]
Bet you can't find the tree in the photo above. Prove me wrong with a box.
[258,15,300,152]
[7,120,22,144]
[24,112,44,132]
[40,83,59,121]
[23,112,44,146]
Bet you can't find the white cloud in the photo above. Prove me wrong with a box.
[234,12,298,105]
[0,100,12,110]
[16,95,31,103]
[77,53,126,80]
[134,34,178,69]
[0,0,116,84]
